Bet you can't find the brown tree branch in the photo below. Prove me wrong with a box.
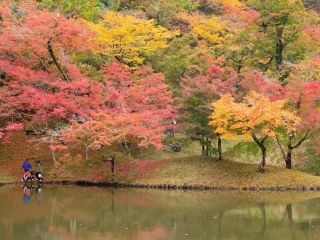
[291,129,309,149]
[47,38,71,82]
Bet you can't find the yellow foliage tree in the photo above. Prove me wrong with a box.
[177,12,228,46]
[89,11,178,66]
[209,92,300,172]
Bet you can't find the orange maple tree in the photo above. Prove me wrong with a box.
[209,91,300,172]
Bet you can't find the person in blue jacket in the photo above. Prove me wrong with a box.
[22,159,32,172]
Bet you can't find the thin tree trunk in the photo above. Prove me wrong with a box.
[275,27,284,71]
[123,141,132,158]
[286,130,309,169]
[202,141,205,156]
[51,148,56,164]
[85,145,89,161]
[110,156,115,182]
[260,146,266,172]
[206,137,209,156]
[217,136,223,161]
[50,135,57,164]
[47,38,71,82]
[286,137,293,169]
[277,130,309,169]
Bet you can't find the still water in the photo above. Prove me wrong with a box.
[0,185,320,240]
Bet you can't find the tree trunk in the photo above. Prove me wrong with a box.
[51,148,56,164]
[260,146,266,172]
[47,38,70,82]
[50,135,57,164]
[278,130,309,169]
[110,157,115,182]
[217,136,223,161]
[275,27,284,71]
[202,142,205,156]
[85,145,89,161]
[205,137,210,156]
[252,134,268,173]
[286,148,292,169]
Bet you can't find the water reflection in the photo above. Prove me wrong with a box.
[0,186,320,239]
[22,184,43,204]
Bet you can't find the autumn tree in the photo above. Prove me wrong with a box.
[181,60,237,159]
[210,92,300,171]
[275,77,320,169]
[89,11,178,66]
[62,62,175,157]
[61,118,114,161]
[0,0,105,162]
[220,0,318,82]
[176,12,228,48]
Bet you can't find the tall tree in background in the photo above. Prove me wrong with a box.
[37,0,102,21]
[237,0,318,81]
[181,60,237,159]
[89,11,178,66]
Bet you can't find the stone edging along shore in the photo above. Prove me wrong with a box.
[37,180,320,191]
[2,180,320,191]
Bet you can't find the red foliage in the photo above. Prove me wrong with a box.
[62,62,175,151]
[0,0,99,140]
[304,24,320,46]
[285,80,320,130]
[221,5,260,27]
[182,61,238,100]
[239,70,285,100]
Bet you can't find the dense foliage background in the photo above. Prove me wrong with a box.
[1,0,320,177]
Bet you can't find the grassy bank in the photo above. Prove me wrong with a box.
[137,157,320,187]
[2,132,320,188]
[44,156,320,188]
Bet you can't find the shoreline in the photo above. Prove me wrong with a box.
[2,180,320,192]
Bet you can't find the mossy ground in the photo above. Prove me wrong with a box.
[137,157,320,187]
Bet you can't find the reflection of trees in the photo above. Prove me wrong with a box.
[216,211,224,240]
[49,195,57,229]
[2,187,320,240]
[70,219,77,240]
[285,204,296,240]
[257,203,268,239]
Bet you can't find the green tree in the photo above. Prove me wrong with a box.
[242,0,316,80]
[38,0,102,21]
[220,0,319,82]
[149,36,196,93]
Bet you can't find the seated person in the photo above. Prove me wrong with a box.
[22,159,31,172]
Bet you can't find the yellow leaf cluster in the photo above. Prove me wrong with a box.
[177,12,228,46]
[89,11,179,66]
[209,92,300,140]
[217,0,243,8]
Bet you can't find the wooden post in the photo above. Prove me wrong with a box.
[110,156,115,182]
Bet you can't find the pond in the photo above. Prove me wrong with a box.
[0,185,320,240]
